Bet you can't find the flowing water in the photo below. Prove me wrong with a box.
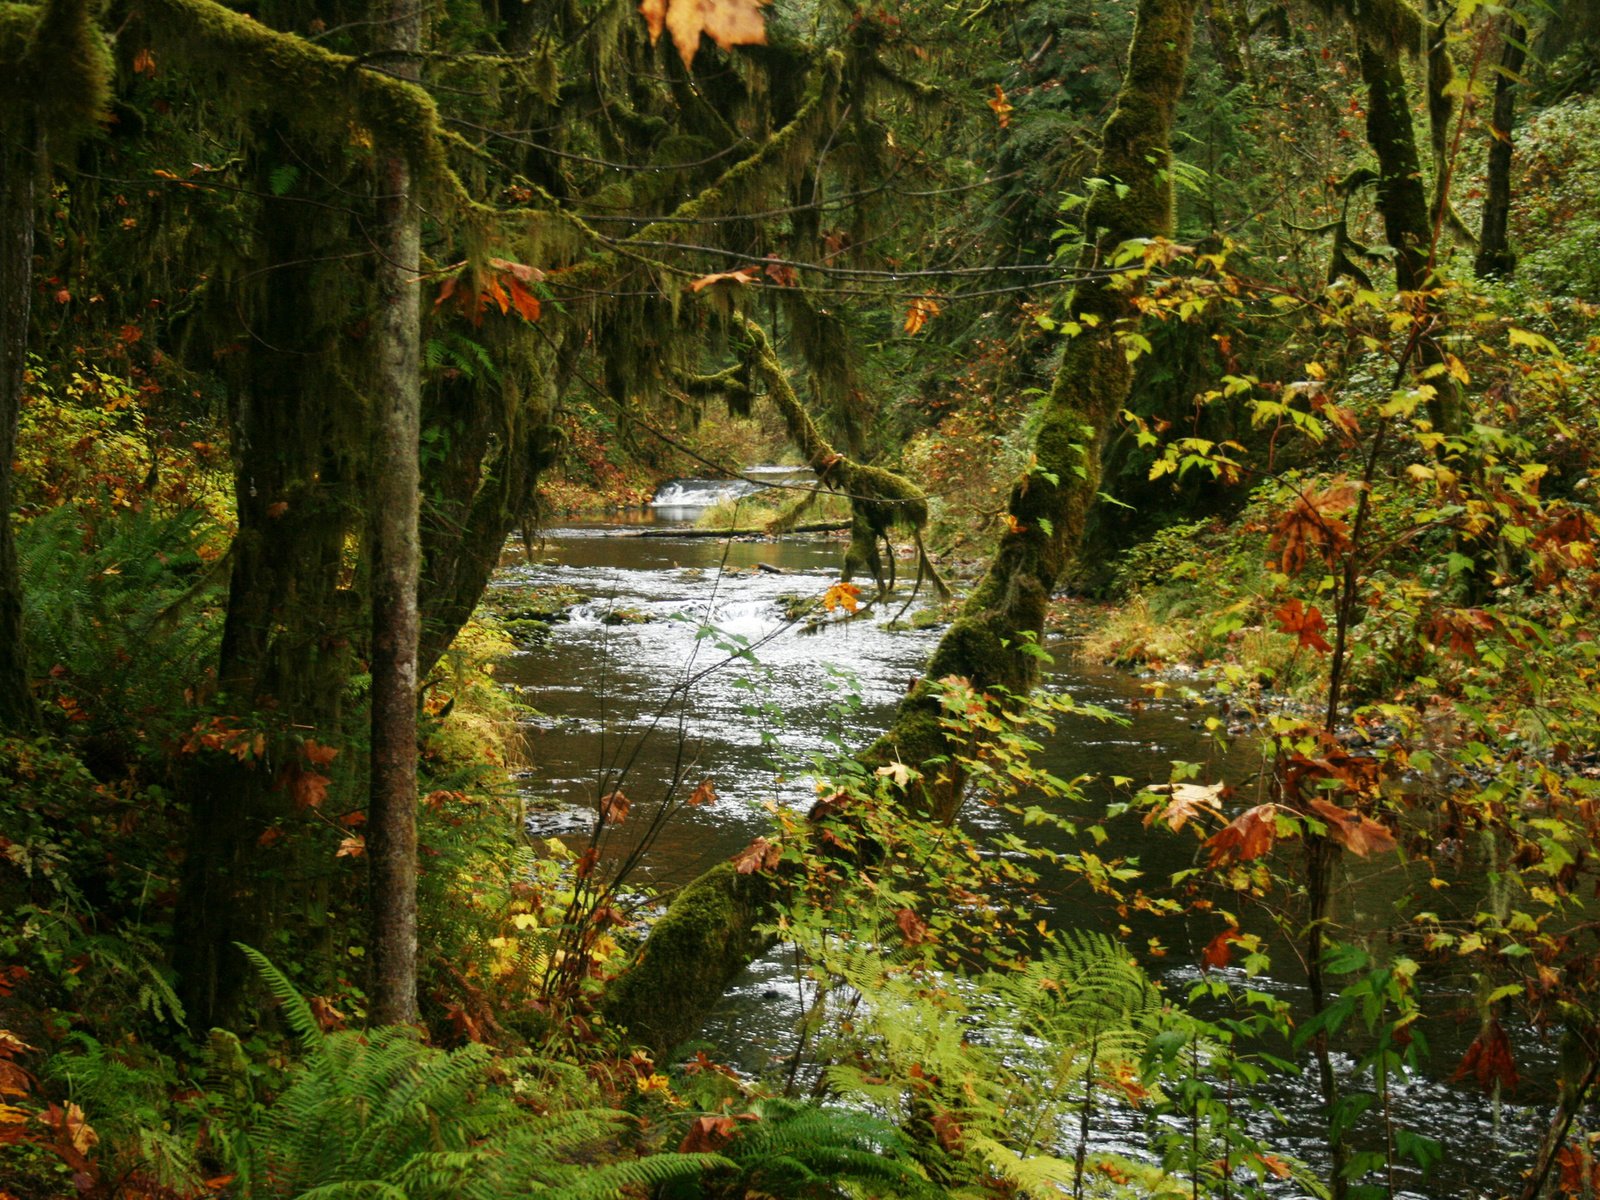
[494,476,1553,1198]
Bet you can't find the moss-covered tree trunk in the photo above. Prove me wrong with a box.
[174,126,370,1028]
[0,0,111,732]
[868,0,1199,819]
[1340,3,1464,434]
[0,125,38,734]
[366,0,424,1027]
[1475,14,1526,279]
[604,0,1200,1058]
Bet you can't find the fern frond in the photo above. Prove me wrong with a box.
[235,944,328,1057]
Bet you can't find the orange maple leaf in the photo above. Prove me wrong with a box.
[336,836,365,858]
[822,581,862,613]
[302,738,340,767]
[687,266,760,293]
[1274,598,1333,653]
[687,777,717,806]
[1453,1019,1518,1093]
[679,1115,739,1153]
[903,296,941,335]
[1204,804,1279,867]
[1270,478,1358,575]
[1200,926,1243,971]
[895,908,930,945]
[640,0,769,67]
[987,84,1014,128]
[288,767,331,810]
[1306,799,1396,857]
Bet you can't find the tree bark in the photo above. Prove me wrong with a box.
[1355,38,1463,434]
[1475,16,1526,279]
[0,0,109,732]
[366,0,424,1028]
[603,0,1201,1058]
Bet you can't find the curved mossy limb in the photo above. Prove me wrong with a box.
[733,314,936,598]
[600,863,777,1059]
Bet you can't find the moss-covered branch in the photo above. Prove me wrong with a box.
[734,313,943,599]
[139,0,468,207]
[600,863,776,1056]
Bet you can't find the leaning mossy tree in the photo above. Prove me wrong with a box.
[102,0,977,1025]
[604,0,1202,1058]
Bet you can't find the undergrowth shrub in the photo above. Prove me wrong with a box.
[16,504,225,761]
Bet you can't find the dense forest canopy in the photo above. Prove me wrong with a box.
[2,0,1600,1193]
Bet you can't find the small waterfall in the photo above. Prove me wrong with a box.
[650,478,764,510]
[649,466,813,514]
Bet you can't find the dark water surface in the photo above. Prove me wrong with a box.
[496,501,1549,1198]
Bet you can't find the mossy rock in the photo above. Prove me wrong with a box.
[501,617,553,647]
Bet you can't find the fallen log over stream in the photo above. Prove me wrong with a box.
[627,521,850,539]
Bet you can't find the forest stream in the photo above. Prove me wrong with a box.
[495,477,1554,1200]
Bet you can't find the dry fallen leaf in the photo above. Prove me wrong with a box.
[733,836,781,875]
[600,790,631,825]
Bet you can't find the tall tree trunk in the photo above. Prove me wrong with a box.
[1475,15,1526,279]
[1355,38,1463,434]
[604,0,1201,1057]
[366,0,424,1028]
[0,124,39,733]
[1,0,107,732]
[174,128,368,1030]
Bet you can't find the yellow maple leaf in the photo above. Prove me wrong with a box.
[903,297,941,335]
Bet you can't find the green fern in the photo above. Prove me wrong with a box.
[210,948,728,1199]
[808,914,1166,1197]
[656,1098,938,1199]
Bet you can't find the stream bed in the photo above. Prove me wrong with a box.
[494,483,1551,1198]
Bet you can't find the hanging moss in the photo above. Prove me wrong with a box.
[0,0,111,142]
[1312,0,1424,56]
